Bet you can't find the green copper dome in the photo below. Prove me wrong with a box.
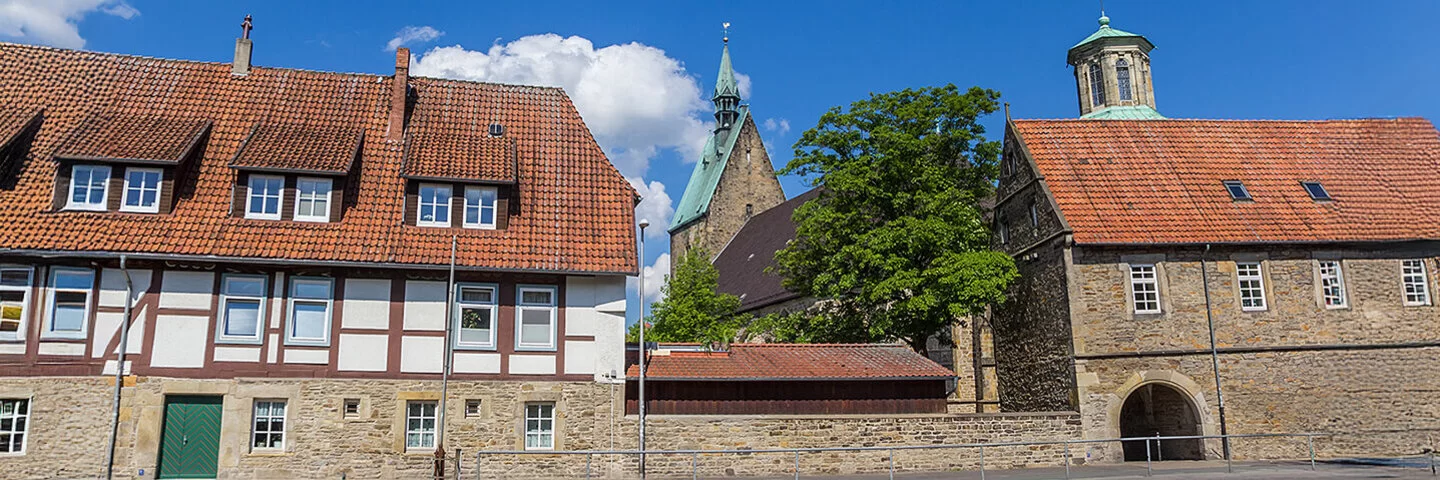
[1068,15,1154,63]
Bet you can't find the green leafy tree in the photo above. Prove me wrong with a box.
[773,84,1018,353]
[627,248,744,346]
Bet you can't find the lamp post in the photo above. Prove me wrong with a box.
[637,218,649,478]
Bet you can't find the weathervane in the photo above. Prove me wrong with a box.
[241,14,253,40]
[722,22,731,44]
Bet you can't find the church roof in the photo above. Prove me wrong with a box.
[714,44,739,99]
[713,188,820,312]
[669,106,749,232]
[1080,105,1167,120]
[1068,15,1154,63]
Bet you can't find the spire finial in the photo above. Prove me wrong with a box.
[1098,0,1110,27]
[241,14,253,39]
[722,22,730,44]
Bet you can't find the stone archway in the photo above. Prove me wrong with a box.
[1119,382,1205,461]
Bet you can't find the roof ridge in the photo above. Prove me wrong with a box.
[734,343,904,348]
[0,41,386,80]
[410,74,566,92]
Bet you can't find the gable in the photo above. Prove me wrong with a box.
[669,106,750,232]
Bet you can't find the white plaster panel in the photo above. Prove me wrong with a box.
[92,312,122,358]
[400,336,443,373]
[102,360,132,376]
[342,278,392,330]
[158,271,215,309]
[403,281,447,331]
[99,268,152,308]
[508,354,556,375]
[593,275,627,314]
[123,305,146,355]
[37,342,84,356]
[150,314,209,368]
[269,273,285,329]
[452,352,501,374]
[338,334,388,372]
[266,334,279,363]
[284,348,329,364]
[0,344,24,355]
[563,340,597,375]
[564,277,599,337]
[214,346,260,362]
[590,276,628,382]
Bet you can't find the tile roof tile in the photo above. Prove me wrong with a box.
[627,343,955,380]
[54,111,211,164]
[403,133,516,183]
[230,122,362,174]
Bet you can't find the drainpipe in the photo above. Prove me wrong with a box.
[437,236,457,462]
[104,255,134,480]
[1201,244,1231,460]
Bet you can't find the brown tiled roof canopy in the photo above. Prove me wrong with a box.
[230,122,363,174]
[403,133,517,183]
[1012,118,1440,245]
[54,111,211,164]
[0,42,636,274]
[626,344,956,381]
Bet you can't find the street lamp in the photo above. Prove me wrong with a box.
[636,218,649,478]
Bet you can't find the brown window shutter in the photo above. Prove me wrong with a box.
[403,180,418,226]
[106,167,123,212]
[160,168,176,214]
[495,187,510,230]
[280,176,296,221]
[328,177,344,223]
[232,172,248,218]
[53,163,72,211]
[450,183,463,228]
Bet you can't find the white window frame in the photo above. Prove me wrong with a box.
[246,174,285,220]
[524,402,555,450]
[0,266,34,342]
[42,267,94,340]
[216,274,267,344]
[1317,260,1347,309]
[417,183,452,228]
[284,277,333,346]
[465,399,482,418]
[119,167,162,214]
[0,398,30,454]
[514,285,558,351]
[66,164,111,211]
[1236,262,1267,312]
[463,185,498,229]
[1402,259,1431,306]
[292,177,333,223]
[405,400,437,450]
[250,399,287,451]
[1129,264,1161,314]
[453,283,498,350]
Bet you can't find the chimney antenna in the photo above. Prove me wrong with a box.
[722,22,730,44]
[241,15,254,40]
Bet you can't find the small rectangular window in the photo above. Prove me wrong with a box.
[1223,181,1252,201]
[67,164,111,211]
[293,177,333,222]
[1029,203,1039,228]
[342,398,361,419]
[251,399,286,451]
[465,399,482,418]
[998,221,1010,245]
[0,399,29,453]
[44,267,94,339]
[1402,260,1430,306]
[1130,264,1161,314]
[463,186,498,229]
[218,274,266,343]
[1301,181,1332,201]
[417,183,452,227]
[405,400,437,450]
[1318,260,1346,308]
[524,402,554,450]
[515,286,557,351]
[1236,262,1267,311]
[285,277,333,345]
[246,175,284,220]
[455,284,497,349]
[120,167,162,213]
[0,267,34,341]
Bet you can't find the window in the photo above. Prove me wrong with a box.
[515,286,557,351]
[1236,262,1267,311]
[67,164,111,211]
[1088,62,1106,107]
[120,167,162,213]
[293,177,332,222]
[417,183,452,227]
[405,401,437,450]
[0,267,33,341]
[1301,181,1332,201]
[1029,203,1039,228]
[465,399,482,418]
[1403,260,1430,306]
[285,277,333,345]
[454,284,497,349]
[1318,260,1347,308]
[0,399,28,453]
[217,275,266,343]
[251,400,286,450]
[1116,59,1133,101]
[246,175,284,220]
[1223,181,1252,201]
[524,403,554,450]
[44,268,93,339]
[342,398,361,419]
[1130,264,1161,314]
[462,186,497,229]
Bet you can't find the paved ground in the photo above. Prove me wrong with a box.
[723,460,1439,479]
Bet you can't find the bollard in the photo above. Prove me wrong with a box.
[889,448,895,480]
[1064,442,1071,479]
[1145,438,1152,477]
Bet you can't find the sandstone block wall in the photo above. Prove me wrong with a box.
[670,115,784,266]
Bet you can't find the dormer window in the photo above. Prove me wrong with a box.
[402,132,518,229]
[229,122,362,223]
[1301,181,1332,201]
[66,164,110,211]
[417,183,452,227]
[294,177,333,222]
[1116,59,1133,101]
[1223,180,1252,201]
[52,112,211,215]
[463,186,497,229]
[246,175,284,220]
[120,167,162,213]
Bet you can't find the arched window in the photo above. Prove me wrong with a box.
[1116,59,1133,101]
[1088,62,1106,106]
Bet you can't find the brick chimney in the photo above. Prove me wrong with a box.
[387,48,410,141]
[232,15,254,76]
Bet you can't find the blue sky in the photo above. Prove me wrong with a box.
[6,0,1440,319]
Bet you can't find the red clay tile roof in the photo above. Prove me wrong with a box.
[1012,118,1440,245]
[230,122,362,174]
[0,42,636,274]
[0,107,43,151]
[54,111,211,164]
[403,133,516,183]
[626,344,955,380]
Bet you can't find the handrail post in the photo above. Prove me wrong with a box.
[473,450,480,480]
[1307,435,1316,471]
[1145,437,1152,477]
[692,452,698,480]
[889,448,895,480]
[1063,442,1071,479]
[979,445,986,480]
[586,452,592,479]
[453,448,461,480]
[1156,433,1163,462]
[794,450,800,480]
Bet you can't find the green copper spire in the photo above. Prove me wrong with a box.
[712,29,742,133]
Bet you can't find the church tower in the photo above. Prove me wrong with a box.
[668,33,786,270]
[1068,14,1164,119]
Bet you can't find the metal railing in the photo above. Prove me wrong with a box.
[473,432,1337,479]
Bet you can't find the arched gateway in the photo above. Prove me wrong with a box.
[1119,382,1205,461]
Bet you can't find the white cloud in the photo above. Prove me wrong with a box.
[735,72,752,100]
[385,25,443,51]
[0,0,139,49]
[641,253,670,304]
[411,34,714,178]
[763,117,791,136]
[629,177,673,239]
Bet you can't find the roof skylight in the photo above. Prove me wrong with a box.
[1223,181,1252,201]
[1301,181,1332,201]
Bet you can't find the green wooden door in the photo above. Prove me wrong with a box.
[157,395,223,479]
